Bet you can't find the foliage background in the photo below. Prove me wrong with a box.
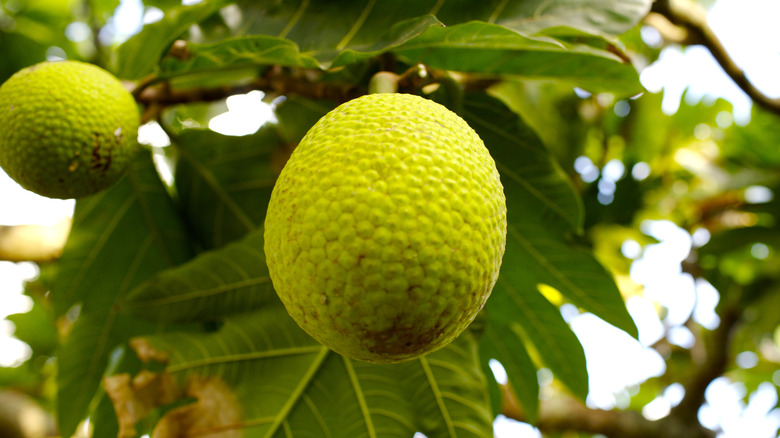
[0,0,779,437]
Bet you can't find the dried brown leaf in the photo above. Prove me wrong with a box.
[131,337,171,364]
[152,375,242,438]
[104,371,182,438]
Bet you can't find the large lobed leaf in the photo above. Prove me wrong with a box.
[462,93,583,233]
[118,98,338,323]
[463,93,637,342]
[113,304,493,437]
[51,151,195,436]
[115,0,648,96]
[155,15,442,78]
[493,0,652,36]
[393,21,642,96]
[478,322,540,423]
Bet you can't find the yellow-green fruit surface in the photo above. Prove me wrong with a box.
[0,61,140,199]
[264,93,507,363]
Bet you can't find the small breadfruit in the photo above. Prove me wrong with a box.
[0,60,140,199]
[264,93,507,364]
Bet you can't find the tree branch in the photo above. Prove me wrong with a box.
[670,303,740,422]
[133,46,495,121]
[501,385,715,438]
[499,299,741,438]
[650,0,780,116]
[499,294,743,438]
[136,65,365,111]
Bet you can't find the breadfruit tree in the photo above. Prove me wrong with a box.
[1,0,778,437]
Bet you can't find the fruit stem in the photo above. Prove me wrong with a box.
[368,71,400,94]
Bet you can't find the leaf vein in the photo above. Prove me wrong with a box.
[343,357,376,438]
[419,356,456,437]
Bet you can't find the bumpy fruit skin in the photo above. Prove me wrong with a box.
[0,61,140,199]
[264,93,507,364]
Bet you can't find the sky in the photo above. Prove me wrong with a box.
[1,0,780,436]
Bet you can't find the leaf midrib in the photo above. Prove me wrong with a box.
[263,347,331,438]
[166,345,326,373]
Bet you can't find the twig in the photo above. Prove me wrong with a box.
[650,0,780,116]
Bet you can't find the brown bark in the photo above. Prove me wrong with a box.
[501,384,715,438]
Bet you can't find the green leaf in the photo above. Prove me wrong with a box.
[51,151,194,436]
[510,223,639,338]
[394,21,642,95]
[131,304,492,437]
[479,322,540,423]
[112,0,229,79]
[488,270,589,400]
[231,3,443,66]
[236,0,648,60]
[172,97,338,250]
[480,357,503,419]
[327,15,442,68]
[493,0,651,36]
[461,93,637,338]
[722,106,780,168]
[462,92,636,399]
[130,1,647,84]
[488,80,591,170]
[462,92,583,233]
[158,35,321,78]
[274,96,336,144]
[122,228,276,322]
[89,381,121,438]
[157,15,441,77]
[173,125,283,249]
[6,296,57,356]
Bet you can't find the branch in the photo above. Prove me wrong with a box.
[499,294,742,438]
[649,0,780,116]
[136,65,365,111]
[501,385,715,438]
[133,44,495,121]
[670,303,740,422]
